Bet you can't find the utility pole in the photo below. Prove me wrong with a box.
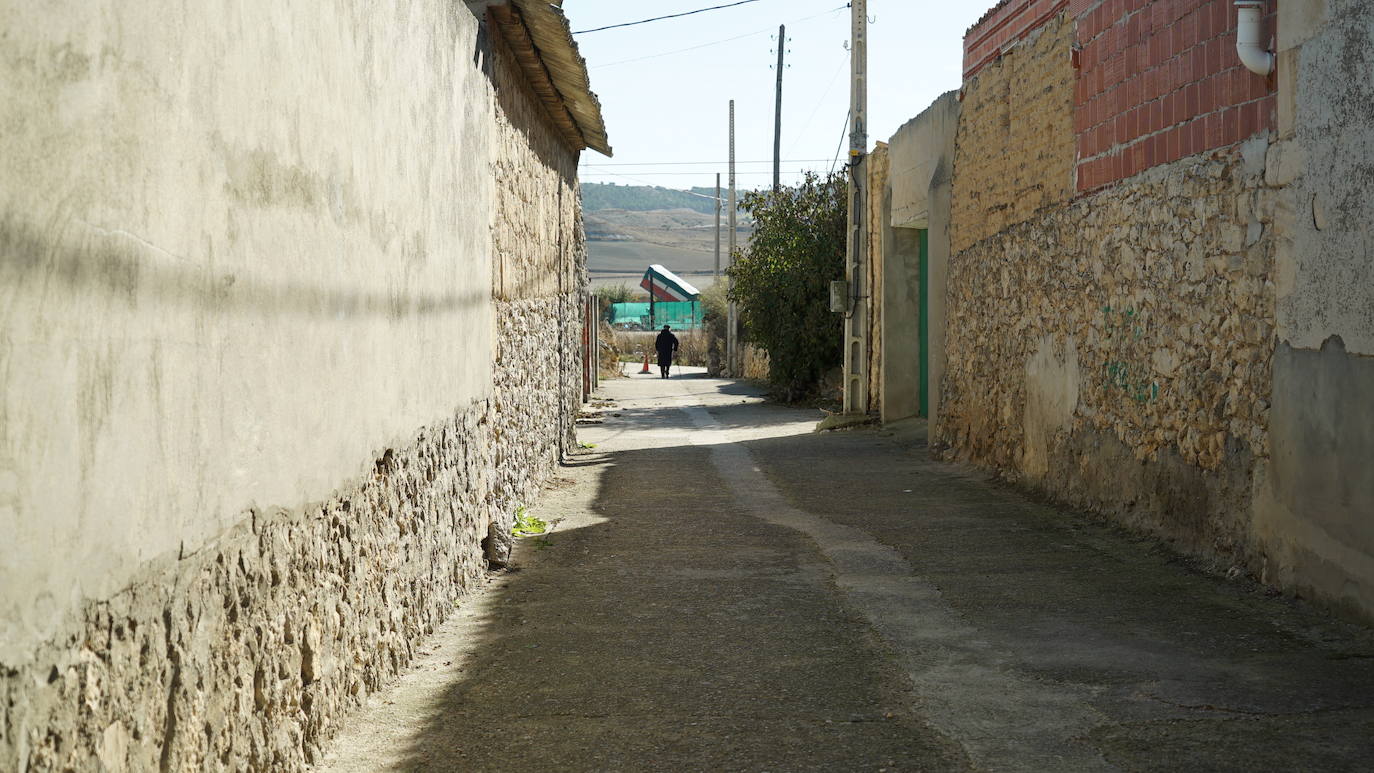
[842,0,868,414]
[727,100,738,377]
[714,172,721,278]
[773,24,785,192]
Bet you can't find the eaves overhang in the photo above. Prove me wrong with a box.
[477,0,613,157]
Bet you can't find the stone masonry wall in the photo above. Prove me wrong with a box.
[2,331,578,771]
[864,144,891,412]
[491,14,582,303]
[2,291,584,773]
[3,399,532,770]
[939,139,1278,560]
[951,11,1076,253]
[1,5,589,771]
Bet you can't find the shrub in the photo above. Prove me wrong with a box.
[727,172,846,399]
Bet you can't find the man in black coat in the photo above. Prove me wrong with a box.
[655,325,680,379]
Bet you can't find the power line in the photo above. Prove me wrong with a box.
[593,28,768,68]
[590,6,846,69]
[583,169,821,176]
[829,108,851,176]
[583,159,829,167]
[574,0,765,35]
[786,51,848,158]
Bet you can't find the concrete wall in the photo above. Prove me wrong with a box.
[0,2,587,768]
[1252,0,1374,619]
[882,92,959,426]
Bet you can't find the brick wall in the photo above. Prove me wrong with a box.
[951,10,1077,253]
[1072,0,1276,191]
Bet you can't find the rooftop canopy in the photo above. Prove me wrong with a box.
[640,264,700,302]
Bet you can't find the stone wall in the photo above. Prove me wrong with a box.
[0,2,590,769]
[950,11,1076,253]
[864,144,891,412]
[940,139,1277,562]
[3,369,575,770]
[940,0,1374,621]
[5,406,495,770]
[491,20,582,303]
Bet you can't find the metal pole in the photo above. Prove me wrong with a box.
[714,172,721,278]
[842,0,868,414]
[727,100,738,377]
[773,24,785,192]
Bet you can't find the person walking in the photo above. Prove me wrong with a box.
[655,325,679,379]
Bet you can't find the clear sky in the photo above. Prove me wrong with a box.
[569,0,990,191]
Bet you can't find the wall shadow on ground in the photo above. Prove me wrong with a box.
[372,390,1374,770]
[382,393,966,770]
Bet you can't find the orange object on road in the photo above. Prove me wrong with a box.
[639,350,651,374]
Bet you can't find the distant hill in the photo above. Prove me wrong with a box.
[581,181,748,215]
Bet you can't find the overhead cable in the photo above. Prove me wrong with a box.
[590,6,847,68]
[574,0,765,35]
[583,159,829,167]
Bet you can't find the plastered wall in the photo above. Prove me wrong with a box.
[0,0,494,665]
[0,1,589,768]
[950,11,1077,253]
[1253,0,1374,620]
[883,92,959,426]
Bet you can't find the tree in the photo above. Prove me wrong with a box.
[727,172,846,399]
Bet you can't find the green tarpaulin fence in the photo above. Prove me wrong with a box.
[606,301,702,331]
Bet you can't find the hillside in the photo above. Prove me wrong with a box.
[581,181,751,215]
[580,182,755,293]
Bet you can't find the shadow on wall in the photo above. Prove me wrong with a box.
[0,214,487,320]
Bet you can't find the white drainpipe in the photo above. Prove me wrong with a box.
[1235,1,1274,76]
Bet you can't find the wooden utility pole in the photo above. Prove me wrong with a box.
[842,0,868,414]
[714,172,721,278]
[727,100,738,376]
[773,24,785,191]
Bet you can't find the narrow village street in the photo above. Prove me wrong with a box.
[319,370,1374,772]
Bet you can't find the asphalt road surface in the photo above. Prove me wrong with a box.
[319,368,1374,772]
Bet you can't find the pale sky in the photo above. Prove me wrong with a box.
[569,0,990,191]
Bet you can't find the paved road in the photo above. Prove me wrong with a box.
[319,369,1374,772]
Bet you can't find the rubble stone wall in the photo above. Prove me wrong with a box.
[491,18,582,302]
[3,343,576,772]
[864,145,891,411]
[1,2,588,770]
[939,139,1278,561]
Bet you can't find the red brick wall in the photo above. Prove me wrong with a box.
[964,0,1071,78]
[1072,0,1276,191]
